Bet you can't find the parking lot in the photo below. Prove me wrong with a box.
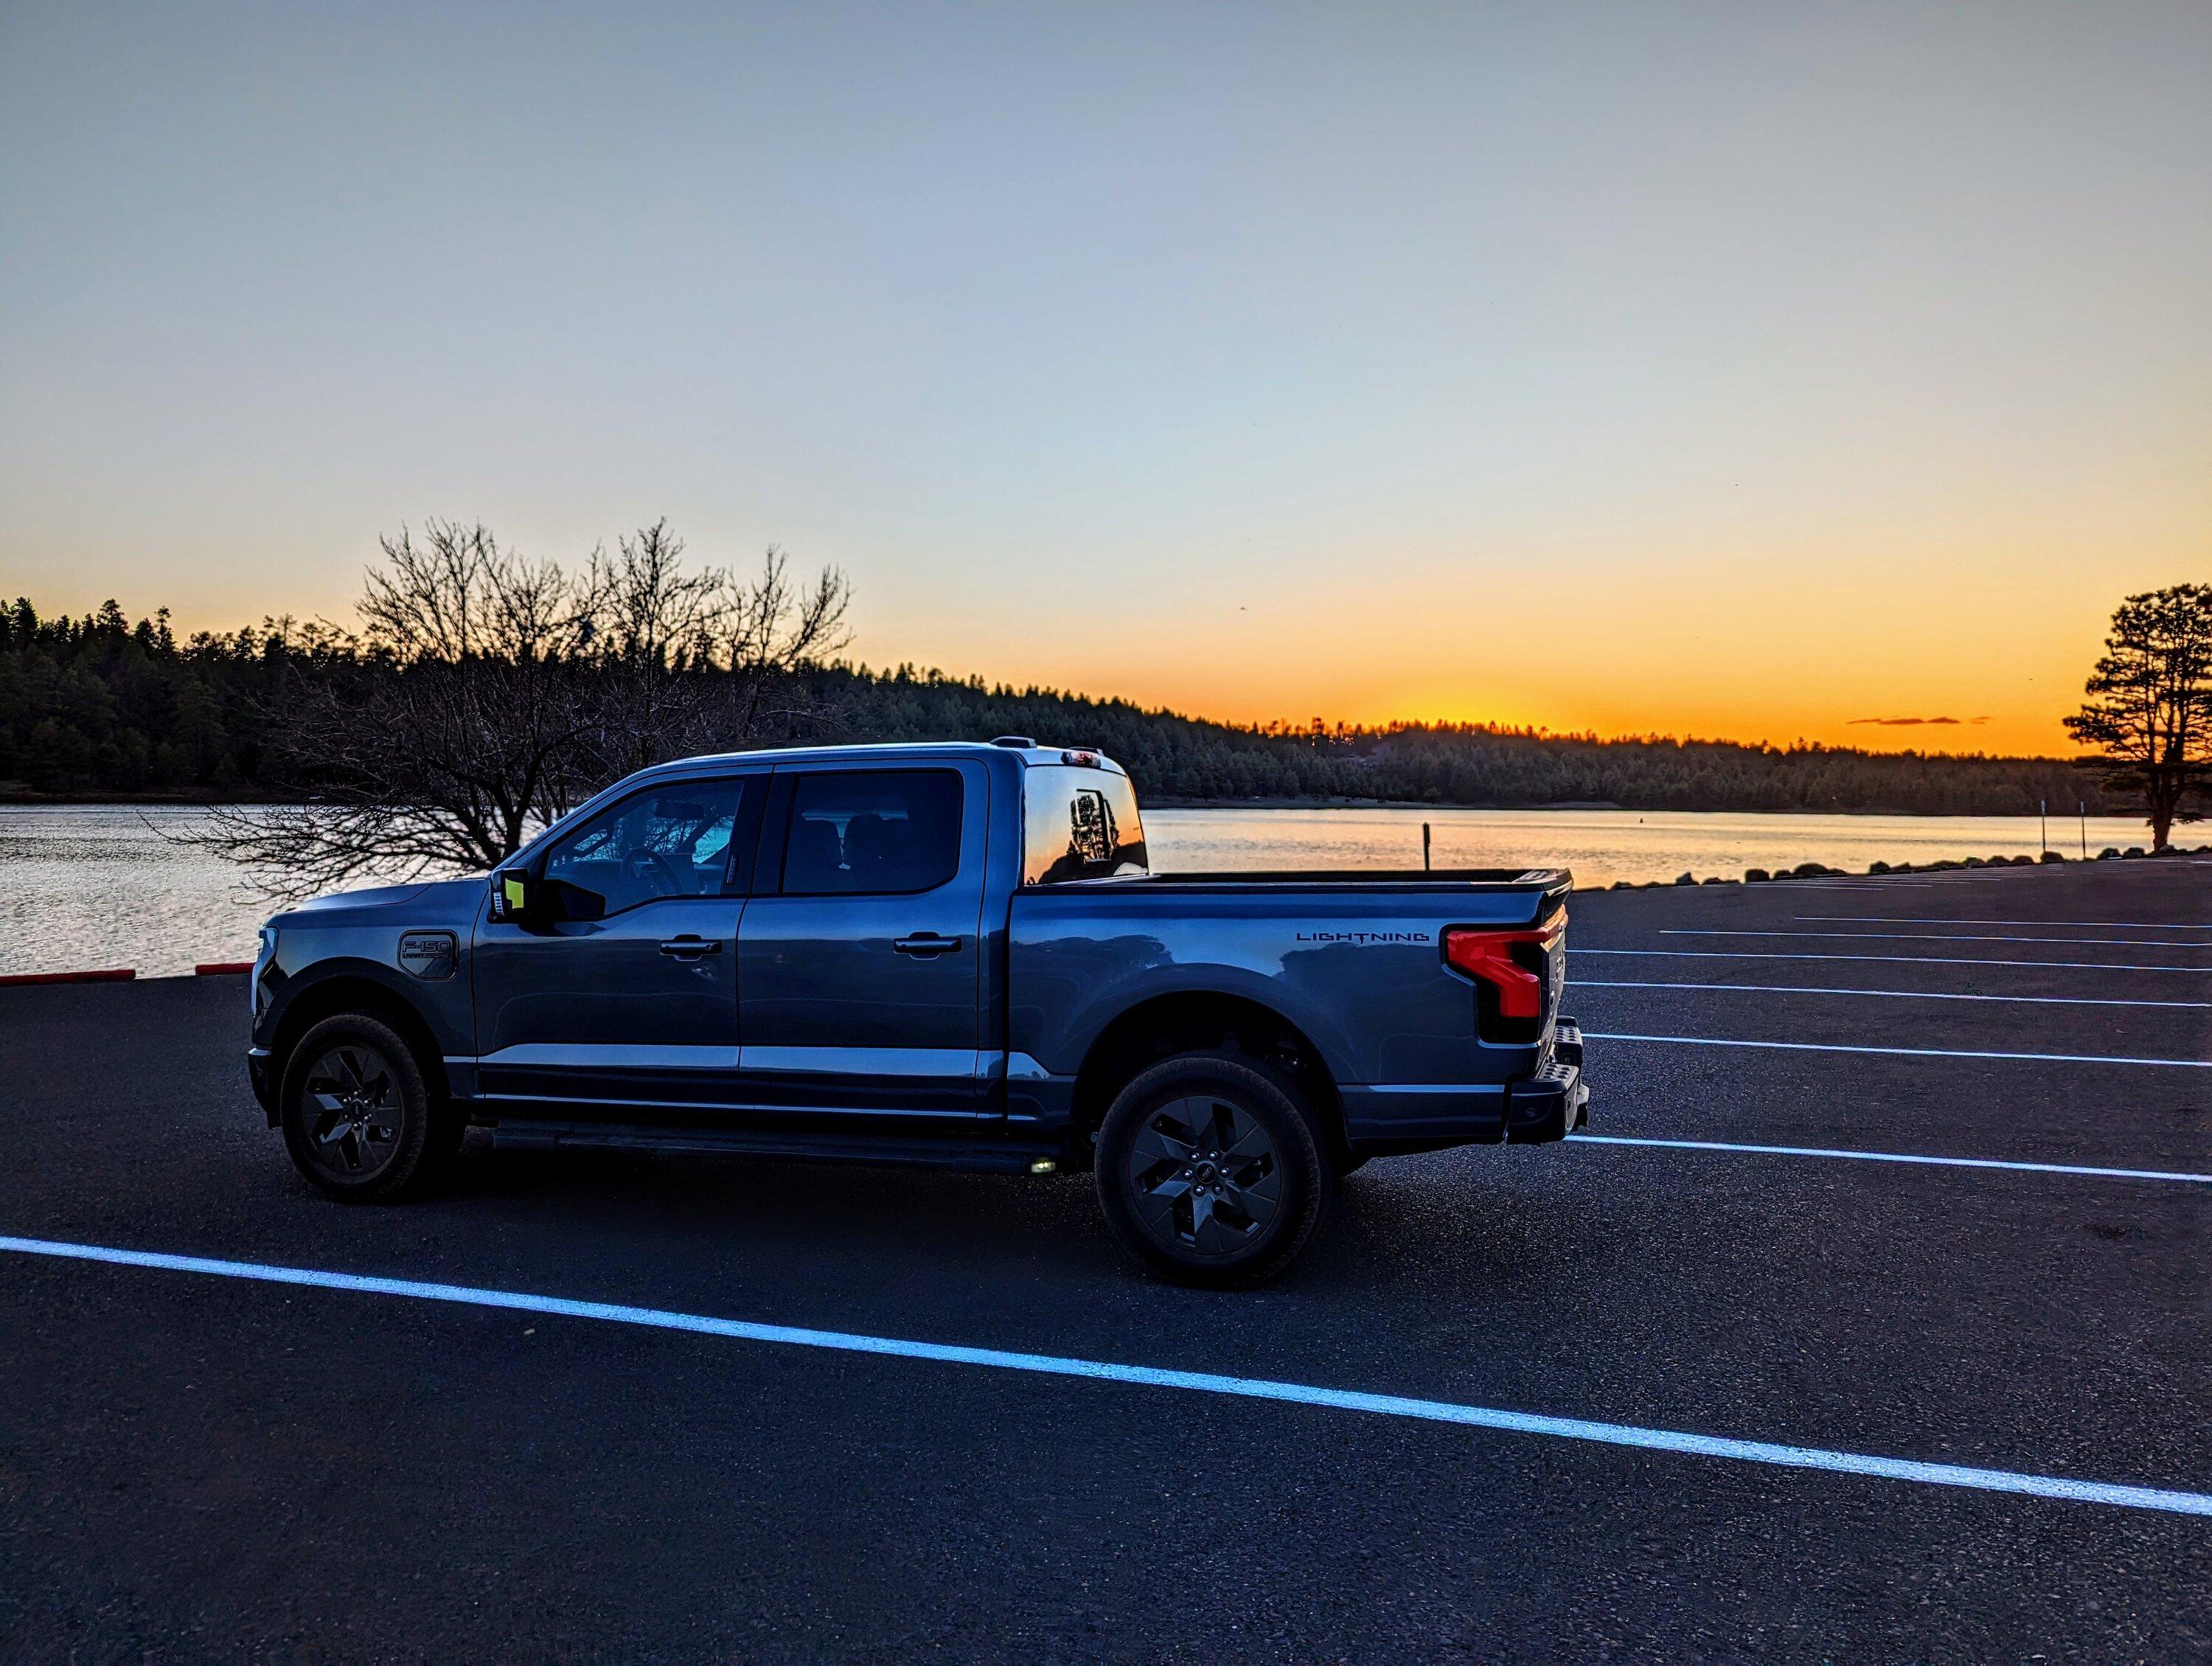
[1,856,2206,1662]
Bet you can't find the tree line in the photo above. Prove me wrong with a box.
[1,582,2115,822]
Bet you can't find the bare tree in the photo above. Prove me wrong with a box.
[574,521,849,782]
[2064,582,2212,848]
[183,518,848,899]
[726,546,852,735]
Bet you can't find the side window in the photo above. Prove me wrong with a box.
[780,770,963,896]
[543,779,757,916]
[1022,766,1148,884]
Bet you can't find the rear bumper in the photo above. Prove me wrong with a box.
[1503,1061,1587,1143]
[1506,1020,1587,1144]
[1340,1021,1587,1153]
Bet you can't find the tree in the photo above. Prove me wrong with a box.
[2063,583,2212,848]
[184,518,847,898]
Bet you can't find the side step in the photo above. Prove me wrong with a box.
[488,1118,1054,1175]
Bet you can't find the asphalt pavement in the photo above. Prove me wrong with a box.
[1,855,2206,1662]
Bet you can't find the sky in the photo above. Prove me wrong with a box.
[1,1,2207,755]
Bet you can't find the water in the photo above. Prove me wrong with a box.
[1145,807,2146,886]
[0,803,2157,979]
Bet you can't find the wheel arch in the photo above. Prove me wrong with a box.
[1068,990,1346,1163]
[265,968,448,1125]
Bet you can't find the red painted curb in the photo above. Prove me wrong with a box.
[195,962,254,976]
[0,968,138,986]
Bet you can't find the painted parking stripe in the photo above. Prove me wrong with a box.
[1583,1032,2212,1069]
[1565,1134,2212,1185]
[1567,979,2211,1010]
[1798,916,2212,931]
[1659,929,2208,949]
[1573,948,2212,975]
[1,1234,2206,1519]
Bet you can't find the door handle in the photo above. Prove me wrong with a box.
[892,933,964,957]
[658,935,723,958]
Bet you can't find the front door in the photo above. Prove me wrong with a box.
[735,762,992,1121]
[473,774,764,1118]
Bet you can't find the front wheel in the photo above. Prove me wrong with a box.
[279,1013,451,1203]
[1094,1050,1332,1288]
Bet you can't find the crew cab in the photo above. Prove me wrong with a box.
[248,740,1587,1285]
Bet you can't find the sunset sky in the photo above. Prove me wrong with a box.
[2,1,2206,755]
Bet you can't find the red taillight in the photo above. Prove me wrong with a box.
[1444,915,1565,1021]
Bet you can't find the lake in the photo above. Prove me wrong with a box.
[0,802,2152,979]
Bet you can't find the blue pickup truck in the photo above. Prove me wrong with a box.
[248,740,1586,1285]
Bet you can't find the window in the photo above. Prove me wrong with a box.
[1022,766,1148,884]
[543,779,756,915]
[780,770,963,896]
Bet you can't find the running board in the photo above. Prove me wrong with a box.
[488,1118,1054,1174]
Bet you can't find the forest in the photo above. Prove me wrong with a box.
[0,597,2112,817]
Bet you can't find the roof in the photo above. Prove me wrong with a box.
[630,739,1126,778]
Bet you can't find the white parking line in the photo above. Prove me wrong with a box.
[1660,929,2208,949]
[1565,1134,2212,1185]
[1798,916,2212,931]
[1567,979,2211,1010]
[1573,948,2212,974]
[2,1232,2206,1518]
[1583,1032,2212,1068]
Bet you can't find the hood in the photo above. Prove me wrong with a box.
[272,875,487,928]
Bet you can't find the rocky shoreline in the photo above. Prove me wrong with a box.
[1613,841,2208,890]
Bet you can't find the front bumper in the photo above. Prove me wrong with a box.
[247,1047,276,1119]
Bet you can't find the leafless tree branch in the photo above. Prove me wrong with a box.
[175,519,852,900]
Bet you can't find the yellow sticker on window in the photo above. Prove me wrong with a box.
[503,876,526,911]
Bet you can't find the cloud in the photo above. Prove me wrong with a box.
[1848,715,1992,726]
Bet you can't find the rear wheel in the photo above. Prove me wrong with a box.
[1094,1050,1332,1288]
[279,1013,452,1203]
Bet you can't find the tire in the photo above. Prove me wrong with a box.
[279,1013,453,1203]
[1094,1049,1333,1288]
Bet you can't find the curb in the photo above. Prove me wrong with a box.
[0,968,137,986]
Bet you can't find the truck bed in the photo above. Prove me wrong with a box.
[1048,867,1571,893]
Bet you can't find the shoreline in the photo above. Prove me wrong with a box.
[1,792,2134,824]
[1144,798,2115,818]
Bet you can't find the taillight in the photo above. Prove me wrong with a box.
[1444,915,1565,1024]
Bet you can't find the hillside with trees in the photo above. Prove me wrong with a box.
[1,594,2110,818]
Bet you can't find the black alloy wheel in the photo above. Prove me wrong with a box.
[301,1043,401,1179]
[1127,1094,1284,1253]
[1094,1050,1332,1288]
[279,1012,450,1202]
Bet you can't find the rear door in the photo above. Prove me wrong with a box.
[472,774,765,1117]
[734,760,993,1122]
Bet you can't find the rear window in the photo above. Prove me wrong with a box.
[781,769,964,895]
[1023,766,1148,885]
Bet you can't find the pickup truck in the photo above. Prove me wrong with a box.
[248,740,1586,1285]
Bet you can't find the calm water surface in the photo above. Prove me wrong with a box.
[0,803,2152,979]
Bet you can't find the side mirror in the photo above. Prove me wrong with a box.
[495,869,538,925]
[495,868,606,927]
